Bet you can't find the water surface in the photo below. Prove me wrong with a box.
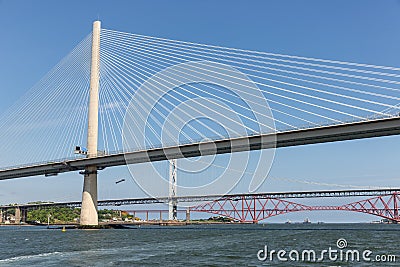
[0,224,398,266]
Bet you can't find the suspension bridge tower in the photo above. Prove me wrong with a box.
[80,20,101,226]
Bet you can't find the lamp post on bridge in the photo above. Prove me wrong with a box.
[80,20,101,226]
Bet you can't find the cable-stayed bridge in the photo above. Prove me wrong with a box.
[0,21,399,225]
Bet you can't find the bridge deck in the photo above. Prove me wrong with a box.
[2,188,399,209]
[0,117,399,179]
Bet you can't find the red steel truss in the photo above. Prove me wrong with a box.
[190,192,400,223]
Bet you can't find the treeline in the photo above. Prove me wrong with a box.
[26,208,132,223]
[27,207,80,223]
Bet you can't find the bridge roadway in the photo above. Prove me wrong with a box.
[1,117,399,179]
[2,188,399,210]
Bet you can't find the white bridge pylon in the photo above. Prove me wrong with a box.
[80,20,101,226]
[80,21,180,225]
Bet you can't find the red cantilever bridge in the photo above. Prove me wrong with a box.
[190,189,400,223]
[3,188,400,223]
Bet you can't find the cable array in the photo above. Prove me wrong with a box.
[1,28,400,169]
[99,28,400,153]
[0,34,91,168]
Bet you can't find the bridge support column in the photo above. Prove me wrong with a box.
[15,207,21,224]
[168,159,178,221]
[80,20,101,226]
[81,167,98,225]
[393,192,399,221]
[186,207,190,222]
[21,208,27,223]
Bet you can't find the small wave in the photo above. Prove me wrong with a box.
[0,252,62,263]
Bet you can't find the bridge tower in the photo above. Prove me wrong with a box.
[80,21,101,226]
[168,159,178,220]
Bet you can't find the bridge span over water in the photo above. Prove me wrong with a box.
[1,117,399,180]
[2,188,400,224]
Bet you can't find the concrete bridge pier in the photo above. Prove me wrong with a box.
[80,166,98,225]
[168,159,178,221]
[15,207,21,224]
[186,208,190,222]
[21,208,27,223]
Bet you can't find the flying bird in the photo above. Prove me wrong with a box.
[115,179,125,184]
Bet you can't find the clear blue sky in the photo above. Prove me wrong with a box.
[1,0,400,222]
